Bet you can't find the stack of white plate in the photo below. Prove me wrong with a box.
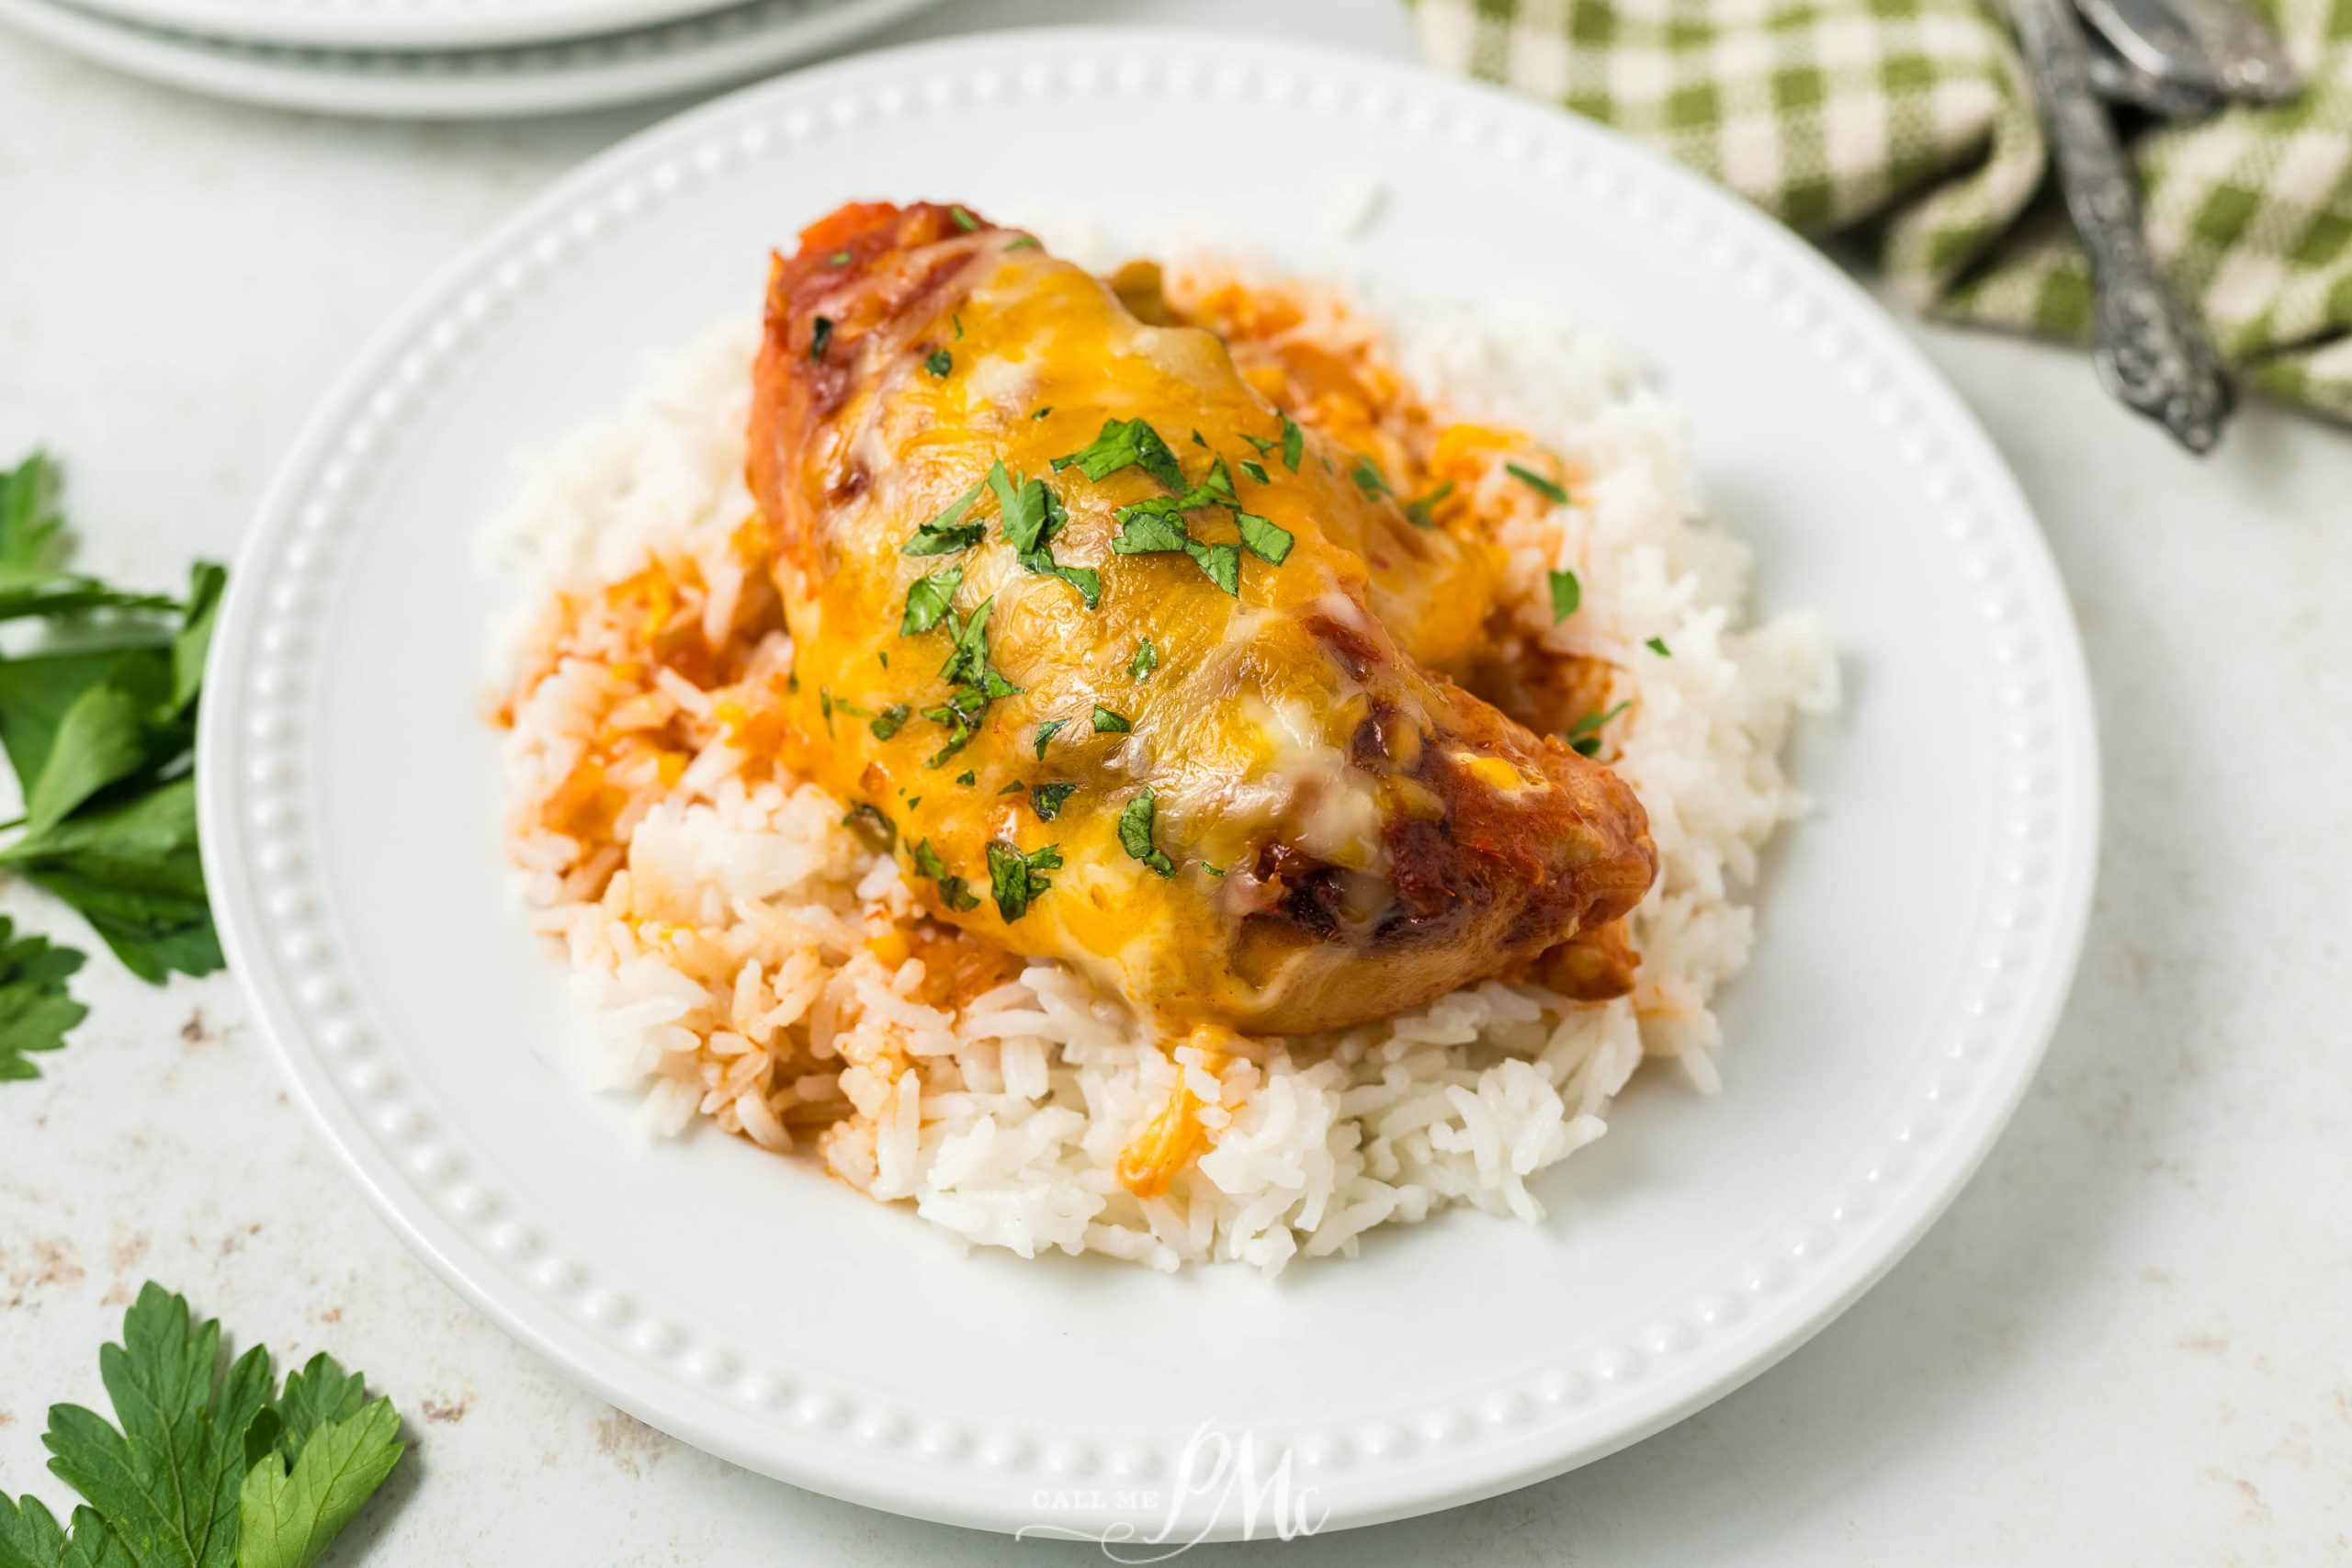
[0,0,937,117]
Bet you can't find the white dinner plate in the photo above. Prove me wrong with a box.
[40,0,915,55]
[199,29,2098,1540]
[0,0,936,119]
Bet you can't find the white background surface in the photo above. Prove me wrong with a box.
[2,0,2346,1562]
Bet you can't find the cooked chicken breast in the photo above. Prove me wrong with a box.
[746,199,1656,1035]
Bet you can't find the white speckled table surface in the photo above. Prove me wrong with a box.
[4,0,2348,1561]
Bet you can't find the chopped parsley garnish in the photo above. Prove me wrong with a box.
[1566,700,1632,757]
[1203,863,1227,876]
[1404,479,1455,529]
[1183,539,1241,596]
[817,688,833,732]
[1053,417,1186,491]
[1128,638,1159,682]
[950,205,980,231]
[986,840,1062,921]
[1240,432,1276,457]
[1239,458,1271,485]
[1547,569,1582,623]
[987,459,1100,608]
[900,482,987,555]
[867,705,911,740]
[1112,508,1190,555]
[809,316,833,359]
[925,348,953,378]
[1117,788,1175,877]
[953,313,965,340]
[910,840,980,912]
[1281,416,1304,472]
[826,249,852,265]
[1029,782,1078,820]
[901,566,964,635]
[1507,462,1571,505]
[936,595,1000,684]
[1001,781,1025,794]
[1190,429,1208,448]
[1032,405,1053,420]
[1646,636,1672,657]
[955,769,977,786]
[878,650,889,669]
[842,802,896,851]
[1006,235,1040,250]
[1033,717,1068,759]
[1350,454,1392,499]
[1232,512,1293,565]
[1091,705,1132,734]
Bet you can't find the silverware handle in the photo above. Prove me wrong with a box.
[2013,0,2234,451]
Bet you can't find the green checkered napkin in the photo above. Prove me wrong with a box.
[1412,0,2352,419]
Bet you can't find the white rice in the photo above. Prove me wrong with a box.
[484,262,1836,1275]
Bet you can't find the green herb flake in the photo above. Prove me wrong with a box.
[1091,705,1132,734]
[953,313,965,340]
[842,802,896,852]
[910,839,981,912]
[1052,418,1186,491]
[1239,458,1271,485]
[1128,638,1159,682]
[1233,513,1293,565]
[1111,507,1191,556]
[1403,479,1455,529]
[1280,416,1304,472]
[899,482,987,556]
[1031,405,1053,421]
[1547,569,1582,624]
[900,565,965,636]
[809,316,833,359]
[986,839,1062,921]
[867,705,911,739]
[925,348,954,378]
[1182,539,1241,597]
[1239,432,1277,457]
[1645,636,1672,657]
[950,205,980,231]
[1190,429,1208,448]
[826,249,853,265]
[1350,454,1392,499]
[1507,462,1571,505]
[1117,788,1176,877]
[1029,782,1078,820]
[955,770,977,786]
[999,780,1026,795]
[1566,699,1632,757]
[1033,718,1068,759]
[1006,235,1040,251]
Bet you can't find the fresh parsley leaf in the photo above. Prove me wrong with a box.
[868,704,911,740]
[172,562,225,716]
[985,840,1061,921]
[26,682,153,836]
[1182,539,1240,597]
[900,567,964,636]
[1547,569,1582,624]
[1052,419,1186,491]
[1033,719,1067,760]
[1091,705,1131,735]
[1028,782,1077,821]
[4,777,223,985]
[1349,455,1392,499]
[1507,462,1571,505]
[1280,417,1304,472]
[1239,459,1270,485]
[1025,557,1101,609]
[899,483,987,556]
[0,914,86,1082]
[842,802,896,852]
[1403,480,1455,530]
[924,348,953,378]
[1645,636,1672,657]
[1127,639,1158,682]
[16,1283,404,1568]
[809,316,833,360]
[1117,788,1175,877]
[1232,513,1293,565]
[0,451,67,581]
[936,596,998,686]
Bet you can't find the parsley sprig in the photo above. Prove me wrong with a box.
[0,454,228,1081]
[2,1282,405,1568]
